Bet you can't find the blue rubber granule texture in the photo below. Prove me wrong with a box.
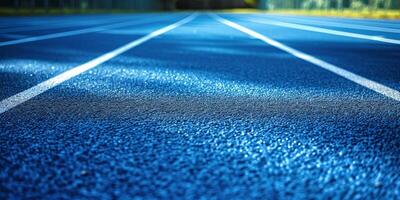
[0,14,400,200]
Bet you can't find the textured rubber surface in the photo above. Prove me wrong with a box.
[0,13,399,199]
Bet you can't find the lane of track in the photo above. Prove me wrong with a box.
[262,13,400,28]
[224,13,400,92]
[0,14,197,114]
[0,14,134,30]
[0,14,184,46]
[212,14,400,101]
[0,13,176,35]
[0,13,398,199]
[243,14,400,40]
[0,15,127,34]
[245,17,400,43]
[258,15,400,34]
[0,14,187,100]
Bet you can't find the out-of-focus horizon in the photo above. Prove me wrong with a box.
[0,0,399,11]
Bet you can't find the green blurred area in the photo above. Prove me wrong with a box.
[258,0,400,10]
[257,0,400,19]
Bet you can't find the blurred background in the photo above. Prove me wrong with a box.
[0,0,399,11]
[0,0,399,17]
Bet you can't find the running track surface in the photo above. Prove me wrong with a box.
[0,12,399,199]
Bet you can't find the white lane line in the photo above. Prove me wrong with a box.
[247,18,400,45]
[253,15,400,34]
[0,17,172,47]
[0,14,197,114]
[212,15,400,102]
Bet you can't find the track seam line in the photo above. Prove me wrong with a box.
[0,13,197,114]
[212,14,400,102]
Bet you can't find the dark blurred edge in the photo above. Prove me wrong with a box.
[0,0,399,16]
[0,0,255,15]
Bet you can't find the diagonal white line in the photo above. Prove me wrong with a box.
[0,13,198,114]
[248,18,400,45]
[212,14,400,102]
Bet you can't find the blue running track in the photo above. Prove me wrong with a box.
[0,12,399,199]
